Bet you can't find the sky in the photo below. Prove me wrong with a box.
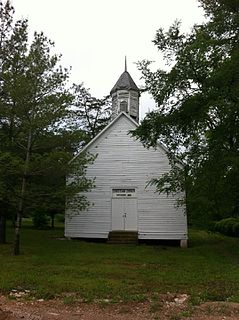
[12,0,205,119]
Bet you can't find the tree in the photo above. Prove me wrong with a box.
[71,84,111,144]
[22,130,94,229]
[0,0,20,244]
[0,1,94,253]
[0,152,22,243]
[134,0,239,226]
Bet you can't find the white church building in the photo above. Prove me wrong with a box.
[65,66,188,247]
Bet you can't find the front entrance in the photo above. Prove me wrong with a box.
[111,189,137,231]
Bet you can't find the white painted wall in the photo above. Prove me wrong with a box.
[65,113,187,240]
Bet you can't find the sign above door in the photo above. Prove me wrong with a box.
[112,188,136,198]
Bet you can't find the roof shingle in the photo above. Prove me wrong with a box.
[110,71,140,95]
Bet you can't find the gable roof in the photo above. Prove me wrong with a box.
[70,112,138,163]
[70,112,181,166]
[110,71,140,95]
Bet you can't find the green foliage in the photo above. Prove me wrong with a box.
[0,1,95,251]
[32,212,49,229]
[70,83,111,143]
[134,0,239,226]
[55,213,65,223]
[214,218,239,237]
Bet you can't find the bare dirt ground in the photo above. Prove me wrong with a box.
[1,294,239,320]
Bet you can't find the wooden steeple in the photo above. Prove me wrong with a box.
[110,58,140,122]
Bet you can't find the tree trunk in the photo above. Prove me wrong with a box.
[13,129,32,255]
[0,210,6,244]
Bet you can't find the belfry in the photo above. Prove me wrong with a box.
[110,58,140,122]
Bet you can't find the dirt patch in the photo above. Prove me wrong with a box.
[1,294,239,320]
[193,301,239,319]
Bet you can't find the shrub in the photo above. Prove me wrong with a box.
[214,217,239,237]
[55,213,65,223]
[32,212,49,229]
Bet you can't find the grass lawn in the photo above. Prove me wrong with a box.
[1,221,239,303]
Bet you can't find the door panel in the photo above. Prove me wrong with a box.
[112,198,137,231]
[112,198,124,230]
[125,198,137,230]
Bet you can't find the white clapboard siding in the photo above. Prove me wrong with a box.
[65,113,187,240]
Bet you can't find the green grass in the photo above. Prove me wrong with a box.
[1,222,239,302]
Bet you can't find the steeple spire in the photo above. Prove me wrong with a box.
[125,56,127,72]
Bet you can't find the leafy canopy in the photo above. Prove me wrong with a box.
[0,1,95,251]
[134,0,239,226]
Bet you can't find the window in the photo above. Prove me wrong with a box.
[120,100,128,112]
